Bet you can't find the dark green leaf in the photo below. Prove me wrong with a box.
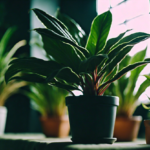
[5,57,62,83]
[111,32,150,50]
[34,28,89,59]
[106,35,150,65]
[99,61,150,91]
[103,46,133,78]
[46,67,80,84]
[101,29,131,54]
[10,74,46,83]
[32,8,74,41]
[49,81,80,91]
[39,34,81,72]
[86,11,112,55]
[79,54,108,73]
[56,9,87,47]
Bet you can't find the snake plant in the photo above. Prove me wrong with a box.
[104,47,150,117]
[5,8,150,96]
[0,27,27,106]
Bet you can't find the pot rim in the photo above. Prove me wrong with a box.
[40,115,69,121]
[66,95,119,106]
[116,116,142,122]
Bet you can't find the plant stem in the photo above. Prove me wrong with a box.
[98,83,111,95]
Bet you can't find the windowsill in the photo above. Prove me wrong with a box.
[0,133,149,150]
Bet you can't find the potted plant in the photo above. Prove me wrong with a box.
[104,48,150,141]
[5,8,150,144]
[142,75,150,144]
[22,82,69,137]
[0,27,27,135]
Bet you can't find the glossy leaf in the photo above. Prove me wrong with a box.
[101,29,131,54]
[102,46,133,78]
[56,9,87,47]
[86,11,112,55]
[32,8,74,41]
[106,35,150,65]
[99,61,150,91]
[34,28,89,59]
[79,54,108,73]
[46,67,80,84]
[38,33,82,72]
[5,57,62,83]
[111,32,150,50]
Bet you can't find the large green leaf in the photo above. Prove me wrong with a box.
[37,34,81,72]
[101,29,131,54]
[100,35,150,77]
[102,46,133,79]
[106,35,150,65]
[99,61,150,92]
[56,9,87,47]
[5,57,62,83]
[79,54,108,73]
[34,28,89,59]
[86,11,112,55]
[46,67,80,84]
[9,74,46,83]
[49,81,80,91]
[111,32,150,50]
[32,8,74,41]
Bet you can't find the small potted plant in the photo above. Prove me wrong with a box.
[22,82,69,137]
[5,8,150,144]
[142,75,150,144]
[104,48,150,141]
[0,27,27,135]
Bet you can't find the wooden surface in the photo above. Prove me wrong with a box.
[0,134,150,150]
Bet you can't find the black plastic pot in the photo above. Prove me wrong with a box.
[66,95,119,144]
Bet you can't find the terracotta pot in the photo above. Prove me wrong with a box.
[40,115,70,137]
[144,120,150,144]
[114,116,142,141]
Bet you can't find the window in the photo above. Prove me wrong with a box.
[97,0,150,102]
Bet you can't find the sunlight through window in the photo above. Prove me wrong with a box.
[97,0,150,102]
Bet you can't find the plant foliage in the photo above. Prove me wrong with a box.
[0,27,27,106]
[22,83,68,117]
[5,9,150,96]
[105,48,150,117]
